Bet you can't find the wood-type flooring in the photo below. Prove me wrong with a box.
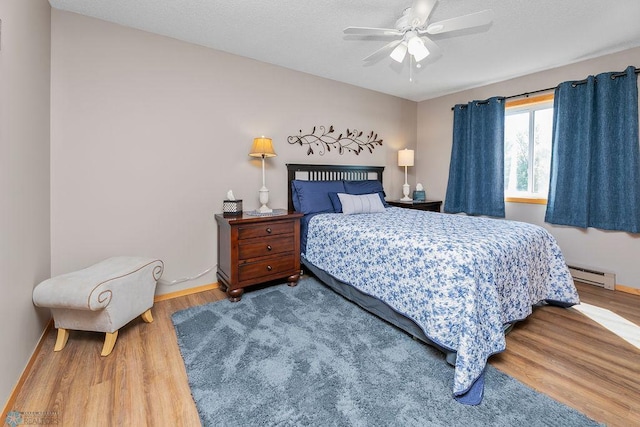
[8,281,640,426]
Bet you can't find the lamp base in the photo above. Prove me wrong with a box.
[401,183,412,201]
[258,187,272,213]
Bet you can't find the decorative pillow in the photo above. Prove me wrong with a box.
[337,193,386,215]
[329,191,388,213]
[343,180,389,206]
[291,180,346,214]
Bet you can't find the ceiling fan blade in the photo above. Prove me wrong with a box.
[409,0,438,27]
[343,26,403,37]
[424,9,494,34]
[363,40,403,62]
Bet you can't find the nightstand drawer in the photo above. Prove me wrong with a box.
[239,235,295,260]
[238,256,297,282]
[237,221,294,240]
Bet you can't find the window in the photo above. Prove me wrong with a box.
[504,94,554,203]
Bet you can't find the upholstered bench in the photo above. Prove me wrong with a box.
[33,257,164,356]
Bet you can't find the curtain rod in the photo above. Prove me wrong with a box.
[450,67,640,110]
[571,67,640,87]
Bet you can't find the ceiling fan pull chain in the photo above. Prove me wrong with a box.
[409,55,414,83]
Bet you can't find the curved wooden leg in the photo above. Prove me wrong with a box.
[287,274,300,287]
[141,309,153,323]
[101,330,119,357]
[54,328,69,352]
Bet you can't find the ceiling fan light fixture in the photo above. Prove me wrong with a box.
[407,36,426,56]
[390,42,408,63]
[413,44,430,62]
[409,36,430,62]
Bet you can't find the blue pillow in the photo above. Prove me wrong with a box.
[329,191,388,212]
[343,180,389,207]
[344,180,385,195]
[291,180,346,214]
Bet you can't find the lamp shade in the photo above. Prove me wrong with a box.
[398,149,414,167]
[390,42,408,63]
[407,35,422,56]
[412,41,430,62]
[249,137,277,158]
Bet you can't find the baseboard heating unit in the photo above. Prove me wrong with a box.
[568,265,615,290]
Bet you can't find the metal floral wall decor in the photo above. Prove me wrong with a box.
[287,125,383,155]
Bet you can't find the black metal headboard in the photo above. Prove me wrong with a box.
[286,163,385,212]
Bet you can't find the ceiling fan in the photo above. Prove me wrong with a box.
[344,0,494,67]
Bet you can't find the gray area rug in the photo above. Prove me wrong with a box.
[172,277,600,427]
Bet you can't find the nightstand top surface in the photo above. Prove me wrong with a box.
[215,211,303,224]
[387,199,442,205]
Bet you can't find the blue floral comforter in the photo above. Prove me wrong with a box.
[303,207,579,404]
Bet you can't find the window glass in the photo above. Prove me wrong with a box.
[504,112,530,193]
[533,108,553,194]
[504,96,553,200]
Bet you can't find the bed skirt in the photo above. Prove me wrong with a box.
[302,256,458,366]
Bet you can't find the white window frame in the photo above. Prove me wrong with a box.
[504,94,554,205]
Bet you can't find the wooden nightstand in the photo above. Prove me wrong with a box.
[215,212,303,302]
[387,200,443,212]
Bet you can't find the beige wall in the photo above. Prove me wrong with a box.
[418,47,640,289]
[0,0,51,411]
[50,10,417,294]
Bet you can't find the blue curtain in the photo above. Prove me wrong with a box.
[444,96,505,217]
[545,66,640,233]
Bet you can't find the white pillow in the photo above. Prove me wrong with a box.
[337,193,386,215]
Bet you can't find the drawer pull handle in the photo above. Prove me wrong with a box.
[267,245,272,251]
[266,227,272,234]
[266,265,273,271]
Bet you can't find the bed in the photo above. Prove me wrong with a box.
[286,163,580,405]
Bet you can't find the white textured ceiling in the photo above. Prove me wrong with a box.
[48,0,640,102]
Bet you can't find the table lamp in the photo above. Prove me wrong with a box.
[249,136,277,213]
[398,148,414,201]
